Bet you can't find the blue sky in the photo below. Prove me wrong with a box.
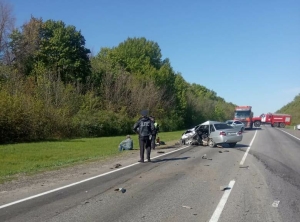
[9,0,300,116]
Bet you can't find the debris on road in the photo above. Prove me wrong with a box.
[182,205,193,209]
[219,151,223,153]
[157,151,165,153]
[272,200,280,207]
[114,163,122,168]
[220,186,231,191]
[239,165,249,169]
[114,188,126,193]
[224,150,229,152]
[202,154,207,159]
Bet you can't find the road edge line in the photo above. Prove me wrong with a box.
[0,145,190,209]
[278,129,300,141]
[240,130,258,165]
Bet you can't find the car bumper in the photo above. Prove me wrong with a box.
[219,135,243,143]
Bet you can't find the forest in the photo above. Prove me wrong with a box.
[1,1,298,144]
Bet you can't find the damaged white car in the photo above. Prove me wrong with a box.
[181,120,243,148]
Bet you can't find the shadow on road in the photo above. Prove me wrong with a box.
[244,127,262,132]
[220,143,249,149]
[156,145,181,150]
[151,156,190,163]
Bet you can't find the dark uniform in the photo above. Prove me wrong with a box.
[133,110,155,162]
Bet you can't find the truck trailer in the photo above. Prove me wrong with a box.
[260,113,291,128]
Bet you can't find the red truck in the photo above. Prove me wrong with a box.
[260,113,292,128]
[233,106,257,129]
[234,106,291,128]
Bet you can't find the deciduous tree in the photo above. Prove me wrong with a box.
[36,20,91,83]
[0,0,15,63]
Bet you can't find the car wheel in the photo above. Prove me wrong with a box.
[229,143,236,148]
[279,122,285,128]
[208,139,215,148]
[254,121,261,127]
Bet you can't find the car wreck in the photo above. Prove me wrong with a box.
[181,120,243,148]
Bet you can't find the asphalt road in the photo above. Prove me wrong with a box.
[1,125,300,222]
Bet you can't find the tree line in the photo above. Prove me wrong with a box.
[0,0,237,143]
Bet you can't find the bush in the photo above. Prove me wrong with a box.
[72,109,134,137]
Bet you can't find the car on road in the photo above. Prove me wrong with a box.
[199,120,243,148]
[225,120,245,132]
[297,124,300,130]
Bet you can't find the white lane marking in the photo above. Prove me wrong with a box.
[209,180,235,222]
[0,145,190,209]
[240,130,258,165]
[272,200,280,207]
[278,129,300,141]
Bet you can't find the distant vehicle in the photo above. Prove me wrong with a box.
[225,120,245,132]
[260,113,292,128]
[181,121,243,148]
[233,106,292,128]
[297,124,300,130]
[234,106,261,129]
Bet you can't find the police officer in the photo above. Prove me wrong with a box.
[149,116,159,150]
[133,110,155,163]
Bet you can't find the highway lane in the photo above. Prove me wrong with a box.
[1,127,300,222]
[247,125,300,222]
[219,125,300,222]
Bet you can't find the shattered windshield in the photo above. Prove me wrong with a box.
[234,110,251,118]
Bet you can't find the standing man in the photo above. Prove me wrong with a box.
[149,116,159,150]
[133,110,155,163]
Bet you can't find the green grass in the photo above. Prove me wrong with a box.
[0,131,183,183]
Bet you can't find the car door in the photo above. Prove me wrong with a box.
[209,124,221,143]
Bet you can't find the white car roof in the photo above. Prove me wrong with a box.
[200,120,223,125]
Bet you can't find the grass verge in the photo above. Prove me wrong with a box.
[0,131,183,183]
